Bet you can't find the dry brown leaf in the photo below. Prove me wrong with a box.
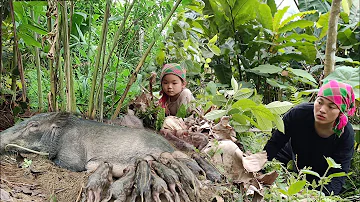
[242,151,267,172]
[162,116,187,130]
[212,116,236,140]
[256,171,278,185]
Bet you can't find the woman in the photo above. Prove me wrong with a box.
[264,80,356,195]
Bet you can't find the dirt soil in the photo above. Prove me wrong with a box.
[0,153,235,202]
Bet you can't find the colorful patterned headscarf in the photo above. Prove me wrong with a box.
[317,80,356,137]
[160,63,186,82]
[159,63,187,110]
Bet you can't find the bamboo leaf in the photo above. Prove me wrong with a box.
[22,23,48,35]
[265,101,293,115]
[18,32,41,48]
[204,110,227,120]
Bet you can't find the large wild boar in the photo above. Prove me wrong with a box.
[0,112,174,177]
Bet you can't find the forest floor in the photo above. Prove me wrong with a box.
[0,153,233,202]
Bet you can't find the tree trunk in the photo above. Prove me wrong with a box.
[88,0,111,118]
[31,9,43,112]
[111,0,183,120]
[324,0,341,78]
[9,0,26,102]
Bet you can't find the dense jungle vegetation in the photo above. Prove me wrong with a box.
[0,0,359,201]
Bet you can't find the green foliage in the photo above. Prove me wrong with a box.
[155,107,165,131]
[202,77,293,133]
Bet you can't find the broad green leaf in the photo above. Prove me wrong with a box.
[156,50,165,66]
[204,110,227,120]
[287,68,317,83]
[279,189,288,195]
[277,33,318,43]
[213,63,232,85]
[278,20,314,33]
[273,114,284,133]
[231,76,238,92]
[254,113,273,132]
[324,66,359,88]
[233,124,251,133]
[206,81,217,95]
[18,32,41,48]
[266,78,289,89]
[288,180,306,195]
[273,6,289,32]
[212,95,227,106]
[325,157,342,169]
[227,108,241,115]
[233,88,254,100]
[316,12,330,39]
[256,4,273,30]
[22,23,48,35]
[301,169,321,178]
[251,105,275,121]
[232,114,248,125]
[279,10,317,29]
[209,34,218,44]
[267,0,277,16]
[265,101,293,115]
[297,45,317,63]
[251,64,282,74]
[176,104,187,118]
[341,0,351,15]
[232,0,258,26]
[328,172,348,178]
[207,44,221,56]
[232,99,257,110]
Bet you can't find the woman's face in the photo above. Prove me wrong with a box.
[161,74,185,98]
[313,97,341,125]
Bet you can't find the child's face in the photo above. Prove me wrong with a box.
[161,74,186,98]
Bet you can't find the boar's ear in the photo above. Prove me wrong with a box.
[42,112,71,159]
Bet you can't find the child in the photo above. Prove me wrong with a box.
[264,80,356,195]
[159,63,195,116]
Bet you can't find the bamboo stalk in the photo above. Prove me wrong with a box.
[60,1,76,113]
[9,0,26,102]
[31,9,43,112]
[88,0,111,118]
[111,0,183,120]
